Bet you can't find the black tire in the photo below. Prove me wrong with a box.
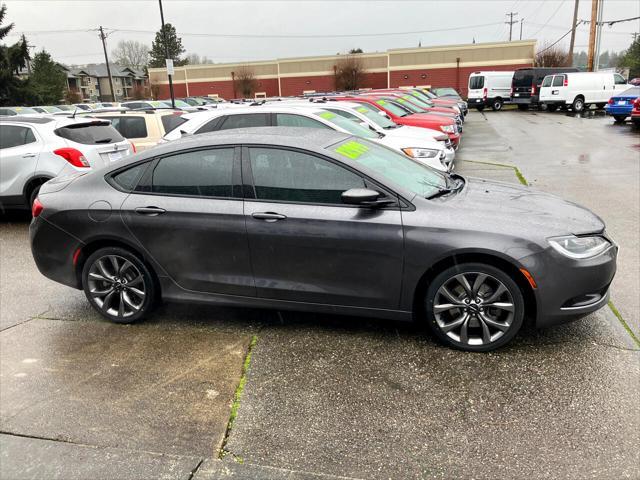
[28,185,41,210]
[424,263,525,352]
[546,104,558,112]
[491,98,504,111]
[82,247,157,324]
[613,115,627,123]
[517,104,529,111]
[571,96,585,113]
[475,105,485,112]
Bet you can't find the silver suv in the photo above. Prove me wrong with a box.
[0,116,132,210]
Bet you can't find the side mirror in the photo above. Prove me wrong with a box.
[341,188,396,207]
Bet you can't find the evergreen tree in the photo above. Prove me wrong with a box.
[619,37,640,78]
[148,23,186,68]
[30,50,66,104]
[0,5,33,105]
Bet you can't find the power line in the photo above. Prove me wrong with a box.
[538,21,583,55]
[581,15,640,26]
[531,0,568,37]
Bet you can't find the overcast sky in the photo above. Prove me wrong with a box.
[3,0,639,65]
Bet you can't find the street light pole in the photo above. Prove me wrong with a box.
[158,0,175,107]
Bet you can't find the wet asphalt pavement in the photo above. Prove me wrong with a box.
[1,109,639,479]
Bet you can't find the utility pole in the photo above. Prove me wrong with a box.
[568,0,580,65]
[506,12,518,41]
[519,19,524,40]
[587,0,599,71]
[99,26,116,102]
[594,0,604,70]
[158,0,175,108]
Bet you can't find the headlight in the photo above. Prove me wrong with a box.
[402,147,440,158]
[440,125,455,133]
[548,235,610,259]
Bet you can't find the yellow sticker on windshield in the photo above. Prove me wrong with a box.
[319,111,336,120]
[376,100,386,106]
[335,141,369,159]
[397,98,406,103]
[356,107,369,113]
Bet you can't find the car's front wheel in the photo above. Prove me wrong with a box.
[82,247,156,324]
[425,263,525,352]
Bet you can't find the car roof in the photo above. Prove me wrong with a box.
[0,115,110,128]
[0,116,55,124]
[181,104,327,121]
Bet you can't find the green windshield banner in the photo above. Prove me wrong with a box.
[319,111,336,120]
[356,107,369,113]
[335,141,369,159]
[376,100,386,106]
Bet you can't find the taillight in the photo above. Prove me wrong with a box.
[53,148,90,168]
[32,197,43,217]
[608,98,614,105]
[510,87,513,96]
[130,141,137,153]
[563,76,568,87]
[531,84,536,94]
[482,87,487,99]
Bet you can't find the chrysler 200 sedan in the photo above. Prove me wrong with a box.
[30,128,617,351]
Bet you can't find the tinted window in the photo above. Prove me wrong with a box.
[0,108,17,116]
[218,113,269,130]
[111,162,150,190]
[275,113,329,129]
[614,74,627,85]
[542,76,553,87]
[0,125,36,149]
[161,114,187,133]
[195,118,221,134]
[151,148,234,197]
[55,123,125,144]
[249,147,365,204]
[469,76,484,89]
[104,116,148,138]
[552,75,565,87]
[512,70,534,87]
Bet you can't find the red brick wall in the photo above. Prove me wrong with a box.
[156,78,280,100]
[390,63,531,98]
[361,71,389,89]
[280,75,336,96]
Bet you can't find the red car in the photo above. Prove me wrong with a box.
[365,91,460,120]
[631,97,640,126]
[334,95,461,147]
[366,88,462,114]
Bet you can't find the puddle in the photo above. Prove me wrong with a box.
[565,109,607,119]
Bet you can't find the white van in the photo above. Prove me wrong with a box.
[538,71,629,112]
[467,71,514,111]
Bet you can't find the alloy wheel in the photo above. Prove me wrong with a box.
[433,272,515,347]
[87,254,146,319]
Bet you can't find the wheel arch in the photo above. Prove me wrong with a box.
[411,251,537,326]
[22,175,53,205]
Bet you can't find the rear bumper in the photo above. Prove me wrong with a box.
[467,97,487,107]
[510,95,539,105]
[605,105,632,116]
[520,244,618,329]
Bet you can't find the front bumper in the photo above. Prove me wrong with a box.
[520,243,618,329]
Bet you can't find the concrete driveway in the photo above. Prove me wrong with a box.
[1,110,638,480]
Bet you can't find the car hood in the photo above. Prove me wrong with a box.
[446,178,605,236]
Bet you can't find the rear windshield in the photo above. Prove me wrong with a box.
[161,114,187,133]
[55,122,125,145]
[469,76,484,90]
[513,71,534,87]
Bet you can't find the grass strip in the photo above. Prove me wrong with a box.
[218,335,258,459]
[608,301,640,347]
[462,159,529,186]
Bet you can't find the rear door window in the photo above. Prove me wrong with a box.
[55,122,125,144]
[218,113,269,130]
[161,114,187,133]
[542,76,553,88]
[103,116,148,139]
[552,75,565,87]
[469,76,484,89]
[150,148,235,198]
[0,125,37,149]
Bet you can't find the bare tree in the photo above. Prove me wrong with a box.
[150,83,161,100]
[334,55,367,91]
[233,66,258,98]
[112,40,149,69]
[535,43,571,67]
[185,53,211,65]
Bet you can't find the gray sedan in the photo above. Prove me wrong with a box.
[30,128,617,351]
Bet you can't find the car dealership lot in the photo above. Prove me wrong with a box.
[1,111,638,479]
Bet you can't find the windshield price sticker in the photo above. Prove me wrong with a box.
[335,141,369,159]
[376,100,386,106]
[356,107,369,113]
[319,111,336,120]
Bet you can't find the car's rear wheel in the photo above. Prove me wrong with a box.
[424,263,525,352]
[82,247,156,324]
[491,98,503,111]
[572,97,585,113]
[613,115,627,123]
[546,104,558,112]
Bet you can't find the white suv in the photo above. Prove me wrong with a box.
[0,116,132,209]
[162,105,453,171]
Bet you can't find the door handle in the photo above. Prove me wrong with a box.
[22,153,37,158]
[252,212,286,222]
[135,206,166,216]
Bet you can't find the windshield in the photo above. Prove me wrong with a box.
[434,88,459,96]
[331,139,446,197]
[182,98,199,106]
[316,110,378,139]
[372,99,410,117]
[391,97,423,113]
[421,90,437,99]
[401,94,432,108]
[352,104,397,128]
[469,76,484,90]
[407,90,434,105]
[11,107,39,114]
